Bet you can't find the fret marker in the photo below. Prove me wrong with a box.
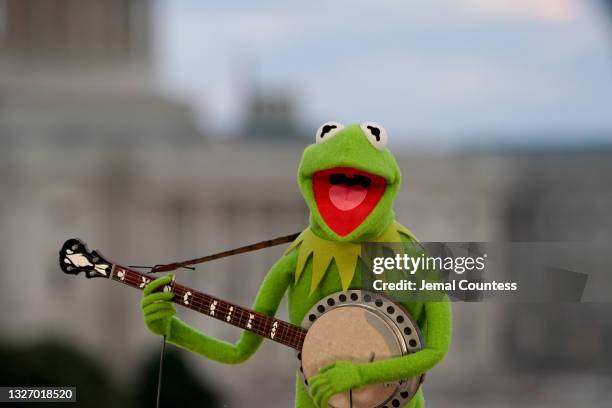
[139,276,151,289]
[183,291,192,305]
[117,270,126,281]
[164,275,176,292]
[226,306,234,322]
[210,300,218,316]
[247,313,255,329]
[271,321,279,339]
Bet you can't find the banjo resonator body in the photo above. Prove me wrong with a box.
[299,290,424,408]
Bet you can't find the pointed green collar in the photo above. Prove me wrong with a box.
[285,221,415,294]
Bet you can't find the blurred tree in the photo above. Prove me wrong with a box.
[134,347,221,408]
[0,340,126,407]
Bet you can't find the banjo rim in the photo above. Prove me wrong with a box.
[297,290,424,408]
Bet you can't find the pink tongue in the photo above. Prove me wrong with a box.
[329,185,367,211]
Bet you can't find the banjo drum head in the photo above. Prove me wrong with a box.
[299,290,423,408]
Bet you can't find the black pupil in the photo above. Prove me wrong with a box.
[320,124,337,138]
[367,125,381,141]
[329,173,371,188]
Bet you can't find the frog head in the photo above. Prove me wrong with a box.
[298,122,401,242]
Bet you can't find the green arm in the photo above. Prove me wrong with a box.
[359,300,452,381]
[354,233,452,382]
[141,250,296,365]
[308,300,452,407]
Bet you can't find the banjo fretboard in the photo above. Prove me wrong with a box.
[110,264,307,350]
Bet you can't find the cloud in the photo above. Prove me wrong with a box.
[458,0,579,23]
[152,0,612,145]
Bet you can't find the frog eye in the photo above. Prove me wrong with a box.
[360,122,388,150]
[315,122,344,144]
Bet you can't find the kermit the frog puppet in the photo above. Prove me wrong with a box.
[141,122,452,407]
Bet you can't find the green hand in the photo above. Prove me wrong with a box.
[141,274,176,337]
[308,361,363,408]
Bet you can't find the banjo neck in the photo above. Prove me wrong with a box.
[59,239,307,351]
[114,265,307,350]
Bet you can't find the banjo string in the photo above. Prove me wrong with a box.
[132,264,397,407]
[142,232,301,407]
[125,272,305,349]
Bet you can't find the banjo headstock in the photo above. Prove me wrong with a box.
[59,238,113,279]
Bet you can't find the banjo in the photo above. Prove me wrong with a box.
[59,238,424,408]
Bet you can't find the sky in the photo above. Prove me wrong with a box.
[153,0,612,148]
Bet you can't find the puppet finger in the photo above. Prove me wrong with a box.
[319,390,333,408]
[144,309,175,324]
[143,274,174,295]
[309,376,329,396]
[141,291,174,308]
[313,384,331,407]
[143,302,175,316]
[318,363,337,374]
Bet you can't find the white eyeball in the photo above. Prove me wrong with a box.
[360,122,388,150]
[315,121,344,144]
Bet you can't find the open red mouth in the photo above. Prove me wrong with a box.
[312,167,386,236]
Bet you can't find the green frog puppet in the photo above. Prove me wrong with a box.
[140,122,452,407]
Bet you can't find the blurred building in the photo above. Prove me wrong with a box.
[240,87,307,142]
[0,0,201,148]
[1,2,612,408]
[2,145,612,407]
